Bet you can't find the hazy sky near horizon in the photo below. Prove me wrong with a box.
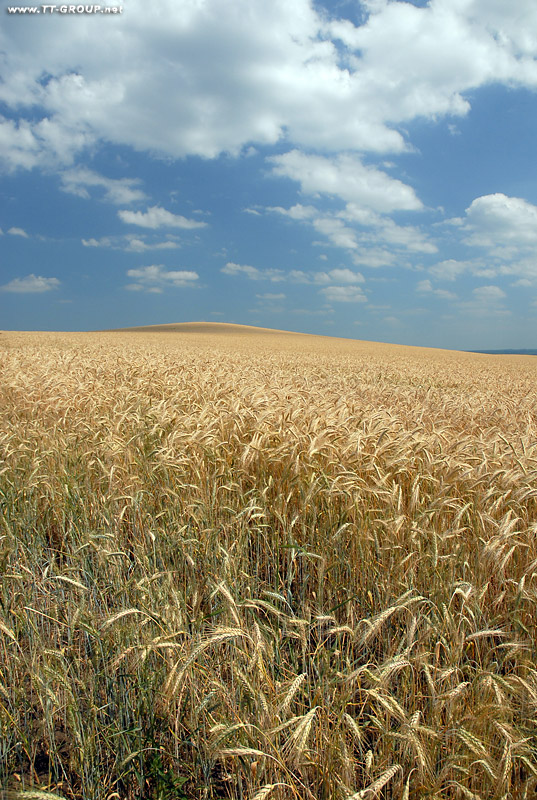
[2,0,537,349]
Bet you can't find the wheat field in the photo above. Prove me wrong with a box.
[1,325,537,800]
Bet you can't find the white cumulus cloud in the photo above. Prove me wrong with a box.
[61,168,147,205]
[429,259,474,281]
[256,293,286,300]
[472,284,506,304]
[1,0,537,177]
[7,226,29,238]
[320,285,367,303]
[82,234,180,252]
[462,194,537,249]
[4,0,537,165]
[119,206,207,230]
[318,268,364,285]
[268,204,318,220]
[269,197,435,259]
[269,150,422,213]
[222,262,365,287]
[416,279,457,299]
[221,262,286,282]
[125,265,199,293]
[0,274,60,293]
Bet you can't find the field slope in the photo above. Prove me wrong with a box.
[107,321,303,335]
[1,327,536,800]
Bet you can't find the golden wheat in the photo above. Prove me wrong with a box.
[0,328,536,799]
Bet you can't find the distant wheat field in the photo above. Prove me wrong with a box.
[1,326,537,800]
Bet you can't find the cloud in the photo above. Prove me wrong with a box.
[269,198,435,259]
[416,279,457,299]
[125,265,200,293]
[269,204,318,220]
[125,238,179,253]
[341,207,437,254]
[269,150,422,212]
[60,168,147,204]
[221,262,286,282]
[512,278,532,288]
[0,274,60,293]
[2,0,537,175]
[222,262,365,286]
[472,285,506,304]
[252,291,286,312]
[352,249,397,269]
[3,0,537,330]
[118,206,207,230]
[417,279,433,293]
[7,226,29,238]
[461,194,537,249]
[456,283,509,316]
[81,237,106,248]
[292,307,334,316]
[0,114,93,172]
[429,259,473,281]
[326,0,537,124]
[434,195,537,285]
[0,117,43,171]
[312,217,359,250]
[269,204,362,252]
[319,285,367,303]
[0,0,405,162]
[317,268,364,284]
[360,216,437,254]
[82,234,180,252]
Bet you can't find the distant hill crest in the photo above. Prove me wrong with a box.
[106,321,302,336]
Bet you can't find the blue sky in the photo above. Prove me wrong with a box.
[2,0,537,349]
